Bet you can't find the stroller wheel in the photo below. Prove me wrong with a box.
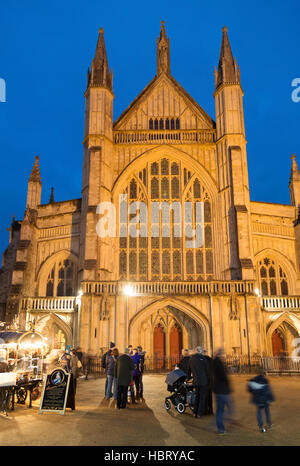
[176,402,185,414]
[164,399,171,411]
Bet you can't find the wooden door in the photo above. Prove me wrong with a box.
[153,325,165,369]
[272,329,284,356]
[169,324,182,366]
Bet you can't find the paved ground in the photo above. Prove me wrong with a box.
[1,374,300,446]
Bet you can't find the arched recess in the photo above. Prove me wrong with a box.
[37,250,79,297]
[266,312,300,356]
[111,145,223,281]
[34,313,73,349]
[254,249,297,296]
[128,297,209,357]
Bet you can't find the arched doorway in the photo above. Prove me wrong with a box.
[169,323,182,364]
[153,324,165,369]
[34,313,72,350]
[129,302,207,357]
[272,329,284,356]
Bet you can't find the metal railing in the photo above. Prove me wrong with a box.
[81,355,300,378]
[262,357,300,374]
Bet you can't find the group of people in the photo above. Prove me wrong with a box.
[178,346,275,435]
[102,343,146,409]
[54,345,83,410]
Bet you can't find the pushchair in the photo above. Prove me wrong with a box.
[164,368,196,414]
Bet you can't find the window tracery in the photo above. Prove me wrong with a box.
[119,159,214,281]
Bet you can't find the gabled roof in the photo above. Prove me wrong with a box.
[113,72,215,130]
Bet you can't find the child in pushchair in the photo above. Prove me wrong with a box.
[164,368,196,414]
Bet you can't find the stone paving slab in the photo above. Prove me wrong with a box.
[1,374,300,446]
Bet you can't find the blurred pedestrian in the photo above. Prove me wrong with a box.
[248,368,275,432]
[212,348,233,435]
[115,348,135,409]
[189,346,211,418]
[203,349,213,415]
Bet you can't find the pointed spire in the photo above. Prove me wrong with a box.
[215,26,240,89]
[49,187,55,204]
[157,21,171,76]
[89,27,113,91]
[28,155,41,184]
[290,154,300,182]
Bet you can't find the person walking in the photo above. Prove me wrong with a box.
[105,347,119,400]
[248,368,275,432]
[115,348,135,409]
[203,349,213,415]
[189,347,211,418]
[212,348,233,435]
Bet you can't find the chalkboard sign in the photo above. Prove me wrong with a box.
[39,368,71,415]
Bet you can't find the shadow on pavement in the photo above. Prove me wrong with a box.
[75,396,170,446]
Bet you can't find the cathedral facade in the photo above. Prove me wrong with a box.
[1,23,300,359]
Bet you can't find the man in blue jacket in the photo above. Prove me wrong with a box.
[132,349,141,400]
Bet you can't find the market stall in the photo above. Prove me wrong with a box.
[0,330,47,414]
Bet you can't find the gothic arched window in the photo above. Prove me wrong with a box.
[258,258,289,296]
[118,160,214,281]
[45,258,77,297]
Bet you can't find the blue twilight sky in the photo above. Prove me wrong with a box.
[0,0,299,254]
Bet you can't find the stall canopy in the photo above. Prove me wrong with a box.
[0,332,24,343]
[0,331,45,348]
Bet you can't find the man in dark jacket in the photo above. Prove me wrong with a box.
[105,348,119,400]
[102,342,115,395]
[115,348,135,409]
[178,349,191,378]
[189,347,211,418]
[132,349,141,400]
[212,348,233,435]
[248,369,274,432]
[137,346,145,398]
